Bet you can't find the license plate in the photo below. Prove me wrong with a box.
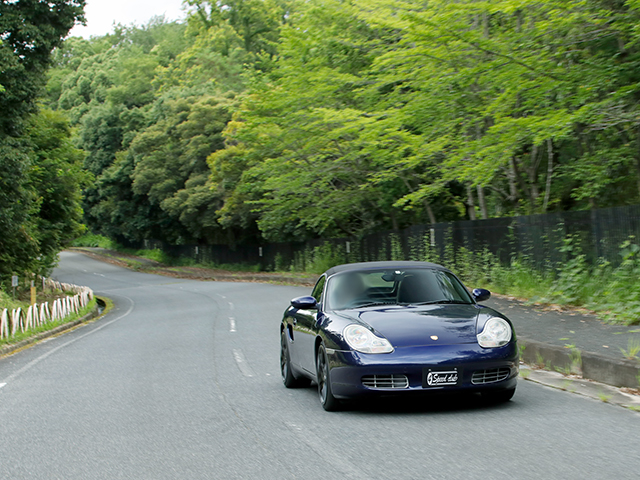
[422,368,460,388]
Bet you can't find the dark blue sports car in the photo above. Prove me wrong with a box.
[280,261,518,410]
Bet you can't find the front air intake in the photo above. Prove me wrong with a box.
[471,368,510,384]
[362,374,409,389]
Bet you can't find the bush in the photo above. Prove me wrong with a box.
[71,234,118,249]
[307,243,344,274]
[134,248,172,264]
[0,289,23,311]
[274,253,287,272]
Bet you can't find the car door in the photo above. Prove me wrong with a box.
[291,275,326,374]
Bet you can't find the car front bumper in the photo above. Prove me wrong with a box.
[327,341,519,399]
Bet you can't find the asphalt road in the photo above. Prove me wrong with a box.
[0,251,639,479]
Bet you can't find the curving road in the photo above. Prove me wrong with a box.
[0,251,639,479]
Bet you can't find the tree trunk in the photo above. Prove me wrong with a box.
[636,127,640,199]
[467,184,477,221]
[527,144,540,207]
[398,173,437,225]
[542,139,554,212]
[390,210,399,231]
[423,200,437,225]
[482,11,489,38]
[507,160,519,207]
[510,156,533,212]
[476,185,488,219]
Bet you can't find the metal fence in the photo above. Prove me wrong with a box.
[138,204,640,272]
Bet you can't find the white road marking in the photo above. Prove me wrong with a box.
[216,294,226,299]
[228,302,234,311]
[93,273,106,277]
[229,317,236,333]
[0,295,135,387]
[0,383,6,389]
[232,349,254,377]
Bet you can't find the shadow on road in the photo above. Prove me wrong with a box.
[295,385,517,415]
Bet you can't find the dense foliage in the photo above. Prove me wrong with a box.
[0,0,85,283]
[42,0,640,249]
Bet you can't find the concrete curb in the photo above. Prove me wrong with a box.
[0,302,102,357]
[519,337,640,389]
[520,366,640,410]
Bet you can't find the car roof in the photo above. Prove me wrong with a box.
[324,261,448,277]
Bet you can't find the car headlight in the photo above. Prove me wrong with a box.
[343,324,394,354]
[477,318,512,348]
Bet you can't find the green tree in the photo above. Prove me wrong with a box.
[46,0,640,254]
[1,0,85,284]
[212,0,454,241]
[0,0,85,134]
[27,109,89,269]
[127,92,236,243]
[356,0,640,215]
[49,4,287,246]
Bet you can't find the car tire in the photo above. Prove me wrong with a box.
[280,331,309,388]
[316,344,341,411]
[482,387,516,403]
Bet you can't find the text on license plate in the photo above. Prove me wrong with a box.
[422,368,460,387]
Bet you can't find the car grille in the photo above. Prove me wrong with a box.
[471,368,510,385]
[362,375,409,389]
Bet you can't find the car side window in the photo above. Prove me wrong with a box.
[311,275,326,304]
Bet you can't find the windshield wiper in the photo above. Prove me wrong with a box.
[409,300,470,306]
[355,301,398,308]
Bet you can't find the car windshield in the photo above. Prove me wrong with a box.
[326,268,473,310]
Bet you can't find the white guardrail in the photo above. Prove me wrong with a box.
[0,279,94,340]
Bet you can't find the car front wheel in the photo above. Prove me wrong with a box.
[281,331,309,388]
[316,344,340,411]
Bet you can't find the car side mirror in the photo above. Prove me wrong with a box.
[472,288,491,302]
[291,296,317,309]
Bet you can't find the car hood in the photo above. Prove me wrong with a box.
[336,304,480,347]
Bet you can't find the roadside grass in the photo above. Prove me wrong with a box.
[448,239,640,326]
[0,298,97,348]
[71,233,640,325]
[71,233,119,249]
[0,290,27,312]
[166,256,261,273]
[620,338,640,360]
[133,248,172,265]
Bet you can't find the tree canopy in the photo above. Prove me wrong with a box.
[41,0,640,250]
[1,0,85,283]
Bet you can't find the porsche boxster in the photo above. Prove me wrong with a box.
[280,261,518,411]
